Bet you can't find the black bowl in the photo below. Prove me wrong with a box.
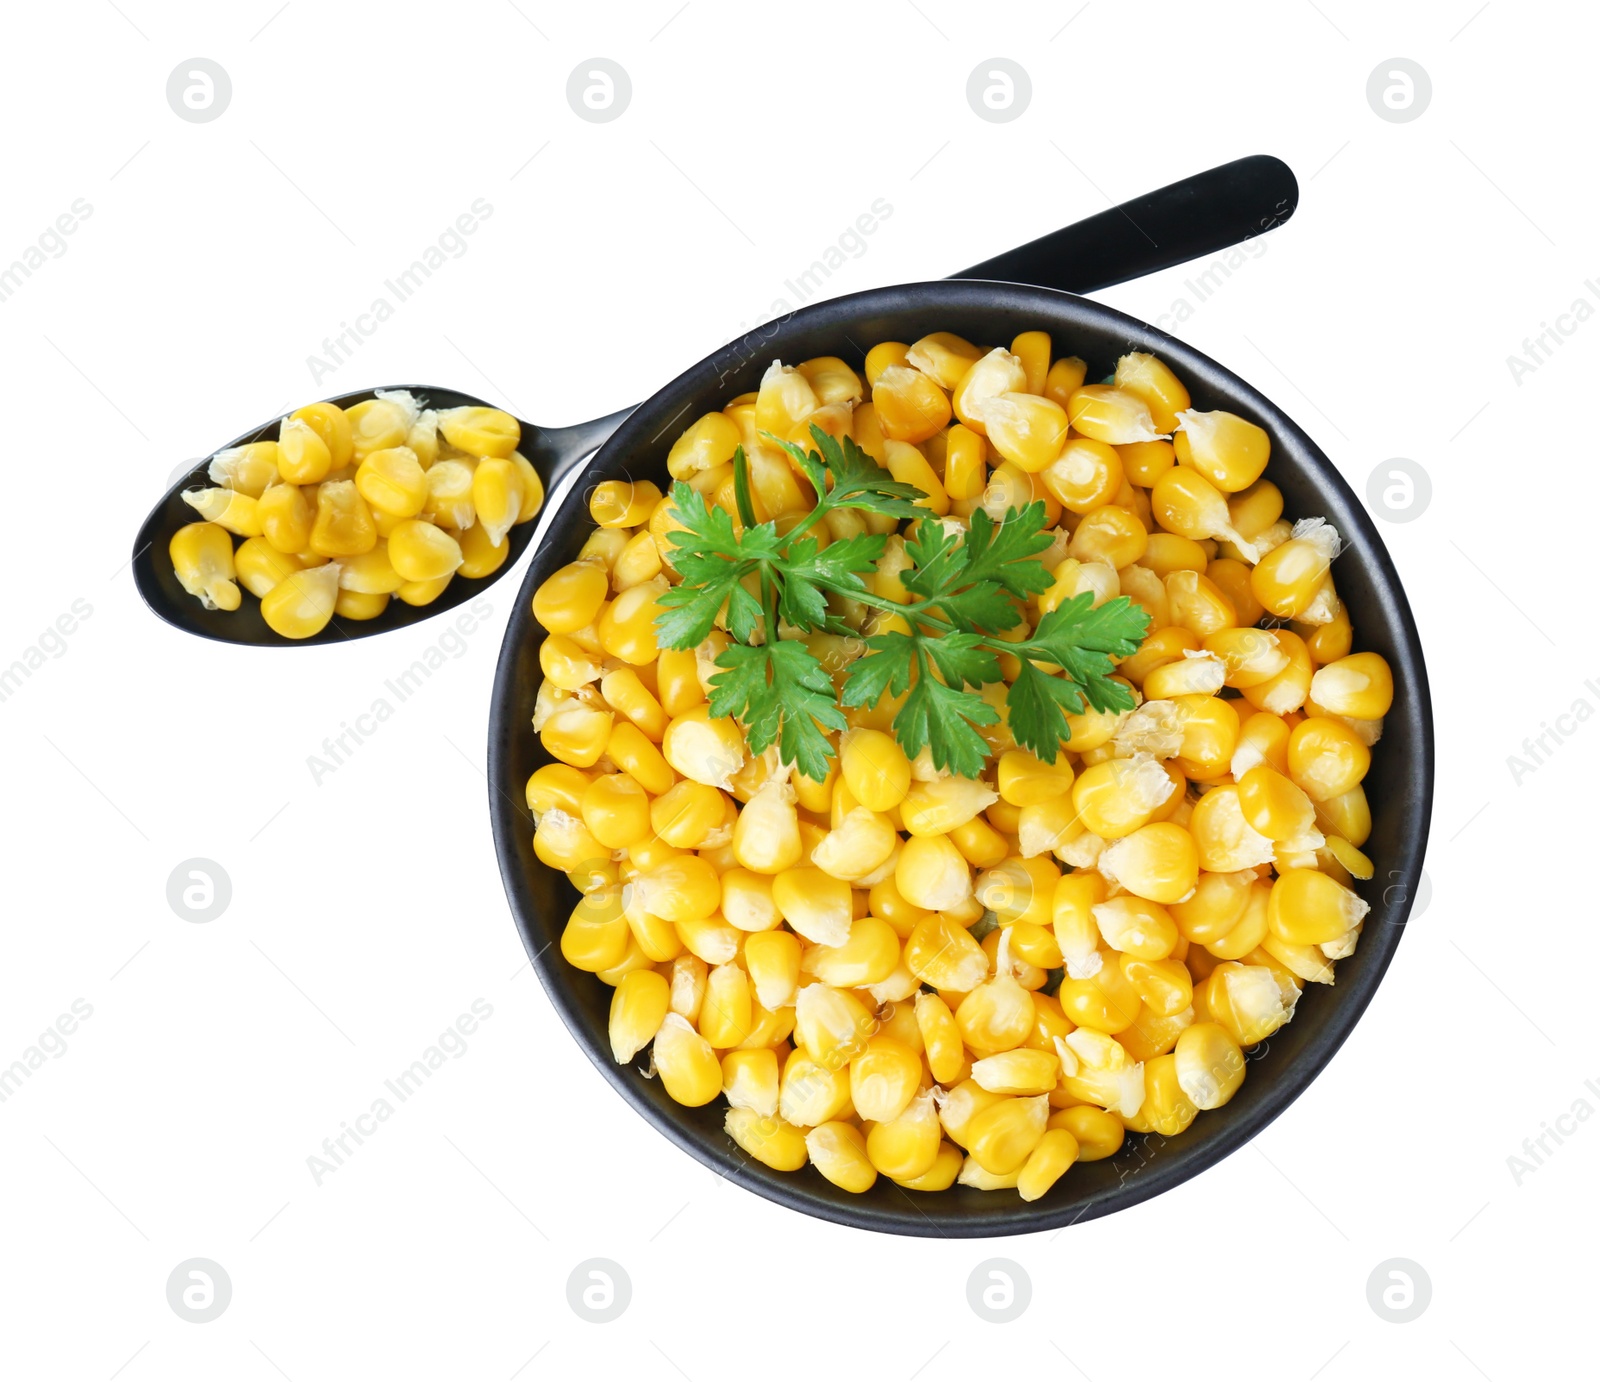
[488,280,1433,1237]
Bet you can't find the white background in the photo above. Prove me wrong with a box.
[0,0,1590,1377]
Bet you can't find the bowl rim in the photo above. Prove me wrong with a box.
[488,278,1434,1237]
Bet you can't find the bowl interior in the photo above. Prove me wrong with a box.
[133,386,547,647]
[489,282,1433,1237]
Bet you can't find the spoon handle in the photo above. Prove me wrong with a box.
[529,404,638,494]
[951,153,1298,296]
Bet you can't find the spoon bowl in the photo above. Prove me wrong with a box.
[132,387,630,646]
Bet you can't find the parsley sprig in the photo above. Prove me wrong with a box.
[653,424,1149,780]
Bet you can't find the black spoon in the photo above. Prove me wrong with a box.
[132,154,1298,646]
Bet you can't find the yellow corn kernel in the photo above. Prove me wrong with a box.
[444,520,504,581]
[775,1047,851,1126]
[972,857,1056,928]
[802,915,899,988]
[877,439,946,515]
[1173,1020,1246,1110]
[695,961,753,1047]
[396,573,452,606]
[1288,716,1371,801]
[805,1122,877,1193]
[983,392,1070,473]
[1315,784,1372,849]
[721,1047,780,1117]
[1173,409,1270,492]
[1172,693,1240,780]
[1112,352,1191,434]
[233,536,308,599]
[1069,504,1147,569]
[525,763,591,818]
[346,395,418,462]
[1091,892,1179,958]
[1043,356,1088,411]
[771,866,851,947]
[540,700,614,768]
[332,587,391,621]
[354,445,427,518]
[907,332,984,389]
[948,349,1025,436]
[863,341,910,387]
[743,929,800,1010]
[667,954,708,1024]
[181,485,262,539]
[508,452,543,524]
[1224,479,1281,541]
[643,781,718,850]
[257,482,314,555]
[590,478,662,530]
[1164,569,1237,639]
[943,424,987,501]
[873,365,951,444]
[634,850,720,924]
[865,1087,941,1180]
[652,1012,722,1106]
[169,524,245,620]
[902,909,987,992]
[1309,652,1394,721]
[1250,521,1340,619]
[1267,867,1368,946]
[1208,555,1266,624]
[836,729,910,813]
[291,401,354,469]
[965,1093,1049,1176]
[260,562,340,638]
[666,412,740,480]
[1203,962,1297,1047]
[438,405,519,459]
[277,415,333,485]
[471,457,524,547]
[1050,1104,1124,1160]
[1067,385,1162,444]
[675,913,739,966]
[1041,437,1123,514]
[1238,631,1313,719]
[422,460,475,529]
[1016,1126,1079,1201]
[811,808,897,882]
[609,530,662,593]
[208,440,282,498]
[970,1048,1060,1096]
[903,993,958,1086]
[534,560,610,634]
[1097,824,1198,906]
[305,481,374,557]
[793,982,875,1070]
[579,773,650,850]
[609,969,670,1062]
[596,579,666,666]
[1071,756,1176,840]
[405,411,439,468]
[1139,1053,1199,1136]
[384,518,461,582]
[1237,764,1320,845]
[727,781,800,874]
[845,1036,920,1123]
[560,888,630,972]
[895,833,973,914]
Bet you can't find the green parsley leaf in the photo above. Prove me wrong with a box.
[708,639,844,782]
[892,649,999,780]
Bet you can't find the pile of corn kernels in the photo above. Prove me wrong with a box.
[169,392,543,638]
[527,331,1393,1200]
